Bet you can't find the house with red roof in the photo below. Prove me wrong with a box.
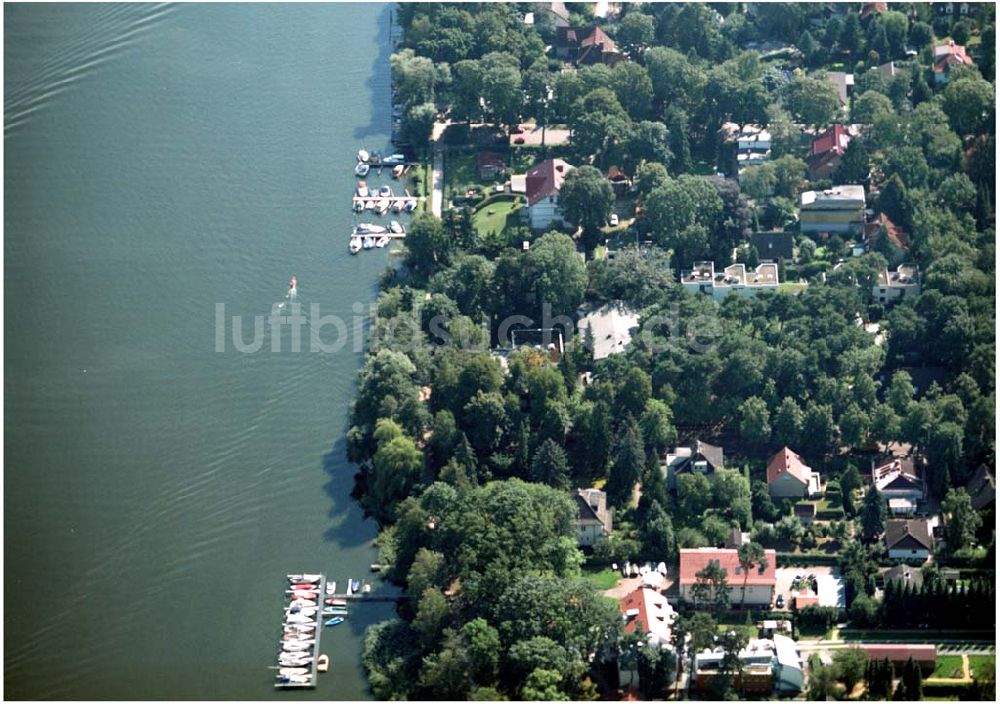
[807,124,851,181]
[554,26,623,66]
[860,2,888,20]
[933,41,974,84]
[767,447,822,499]
[865,213,909,265]
[617,585,677,688]
[524,158,573,231]
[679,547,777,607]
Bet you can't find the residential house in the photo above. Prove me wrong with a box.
[547,1,571,28]
[607,165,630,197]
[873,455,925,515]
[732,124,772,181]
[807,123,851,181]
[476,151,506,180]
[618,586,677,687]
[524,158,573,231]
[933,41,974,84]
[883,563,924,591]
[576,302,639,361]
[800,184,866,234]
[965,464,995,511]
[873,264,920,305]
[554,26,623,66]
[860,2,888,19]
[664,440,725,489]
[751,231,794,262]
[680,261,781,301]
[573,488,613,546]
[693,635,803,694]
[876,60,898,78]
[865,213,909,265]
[767,447,822,499]
[860,645,937,676]
[679,547,778,607]
[725,527,750,549]
[884,519,933,560]
[934,2,971,16]
[825,71,854,107]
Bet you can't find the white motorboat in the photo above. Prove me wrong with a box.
[285,607,318,617]
[375,236,389,248]
[382,153,406,165]
[285,614,314,625]
[392,200,403,213]
[287,574,321,583]
[379,184,392,197]
[283,641,315,652]
[389,220,403,234]
[377,199,390,215]
[349,237,362,254]
[355,223,386,235]
[392,164,405,179]
[357,181,369,198]
[277,674,312,685]
[362,583,372,594]
[288,599,317,608]
[355,162,370,177]
[363,199,376,210]
[403,198,417,212]
[353,200,364,213]
[326,581,337,595]
[278,668,310,676]
[363,236,375,249]
[357,149,369,163]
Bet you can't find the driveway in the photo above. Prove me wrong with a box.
[430,145,444,217]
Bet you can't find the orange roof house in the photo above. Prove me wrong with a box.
[767,447,822,499]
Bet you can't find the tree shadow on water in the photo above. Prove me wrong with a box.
[353,3,394,143]
[321,433,373,549]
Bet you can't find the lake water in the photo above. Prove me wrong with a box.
[4,3,396,698]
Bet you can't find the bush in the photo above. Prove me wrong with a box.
[796,605,840,631]
[775,552,841,567]
[816,509,846,521]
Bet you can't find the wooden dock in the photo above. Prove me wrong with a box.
[274,574,325,690]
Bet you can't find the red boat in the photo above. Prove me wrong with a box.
[325,598,348,606]
[290,591,317,600]
[290,582,315,589]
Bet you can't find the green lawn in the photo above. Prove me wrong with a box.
[779,282,809,294]
[931,656,965,679]
[583,567,621,591]
[473,199,520,237]
[968,655,995,681]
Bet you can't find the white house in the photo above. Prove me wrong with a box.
[680,261,781,301]
[572,488,612,546]
[663,440,725,489]
[873,456,925,515]
[766,447,821,499]
[884,519,933,561]
[576,302,639,361]
[618,585,676,688]
[679,547,777,607]
[874,264,920,306]
[800,185,866,235]
[524,158,573,231]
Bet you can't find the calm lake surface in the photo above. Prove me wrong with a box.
[5,3,396,698]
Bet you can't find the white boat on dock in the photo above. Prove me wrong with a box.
[377,199,390,215]
[349,238,362,254]
[357,149,369,163]
[354,162,369,177]
[375,236,389,248]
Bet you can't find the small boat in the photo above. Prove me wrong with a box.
[287,275,297,298]
[325,598,348,606]
[355,223,386,235]
[403,198,417,213]
[392,164,404,179]
[392,200,403,213]
[322,607,348,616]
[288,591,318,600]
[285,614,314,625]
[349,579,360,593]
[357,149,369,163]
[389,221,403,235]
[278,667,310,676]
[289,599,317,608]
[363,236,375,250]
[278,660,311,669]
[276,674,312,685]
[355,162,370,177]
[378,185,392,197]
[375,236,389,248]
[324,617,345,627]
[317,654,330,673]
[362,584,372,594]
[353,200,364,213]
[290,582,316,590]
[382,153,406,165]
[283,642,315,653]
[287,574,321,583]
[349,238,362,254]
[356,181,369,198]
[369,150,381,165]
[377,199,390,215]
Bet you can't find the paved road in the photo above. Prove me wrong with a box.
[431,145,443,217]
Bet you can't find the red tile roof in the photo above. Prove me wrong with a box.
[476,151,506,170]
[861,644,937,664]
[811,124,850,158]
[767,447,813,486]
[933,42,974,72]
[525,158,572,207]
[860,2,888,19]
[679,548,777,587]
[619,586,673,639]
[865,213,909,251]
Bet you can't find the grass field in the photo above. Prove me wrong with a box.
[968,655,995,681]
[583,567,621,591]
[473,198,520,236]
[932,655,965,679]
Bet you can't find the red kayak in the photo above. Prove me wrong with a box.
[325,598,348,606]
[290,582,316,589]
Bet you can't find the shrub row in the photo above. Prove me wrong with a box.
[776,552,841,567]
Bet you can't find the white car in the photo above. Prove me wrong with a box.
[609,214,619,226]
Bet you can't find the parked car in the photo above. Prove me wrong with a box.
[609,214,619,226]
[513,136,525,144]
[775,594,785,609]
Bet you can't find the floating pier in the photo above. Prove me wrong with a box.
[274,574,326,690]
